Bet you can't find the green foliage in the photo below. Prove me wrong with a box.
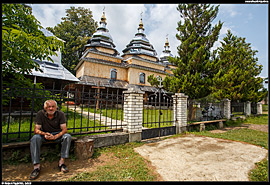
[211,30,265,102]
[2,77,50,112]
[47,6,98,74]
[249,158,268,181]
[147,74,160,88]
[162,4,223,100]
[2,4,64,80]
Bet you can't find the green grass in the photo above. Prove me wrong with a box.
[262,104,268,112]
[193,128,268,149]
[249,158,268,181]
[68,142,159,181]
[243,114,268,125]
[142,109,173,128]
[83,107,174,128]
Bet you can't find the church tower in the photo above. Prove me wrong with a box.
[122,17,158,62]
[159,36,173,64]
[83,11,119,56]
[74,10,128,91]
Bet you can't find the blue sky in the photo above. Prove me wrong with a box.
[31,3,268,88]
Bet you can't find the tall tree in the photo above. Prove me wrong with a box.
[211,30,265,102]
[2,3,64,81]
[162,4,223,120]
[47,6,98,74]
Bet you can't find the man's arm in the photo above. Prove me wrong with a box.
[34,124,52,137]
[54,123,68,140]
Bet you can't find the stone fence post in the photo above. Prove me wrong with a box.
[244,101,251,116]
[222,99,231,120]
[173,93,188,134]
[257,102,263,115]
[123,88,144,142]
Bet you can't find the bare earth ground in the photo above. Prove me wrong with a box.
[134,135,268,181]
[2,153,120,181]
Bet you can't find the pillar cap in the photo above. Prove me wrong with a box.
[123,87,145,94]
[173,93,188,98]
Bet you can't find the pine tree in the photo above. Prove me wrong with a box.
[162,4,223,120]
[212,30,265,102]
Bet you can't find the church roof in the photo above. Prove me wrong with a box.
[31,59,79,82]
[84,11,119,55]
[29,28,78,82]
[122,18,158,60]
[160,36,174,63]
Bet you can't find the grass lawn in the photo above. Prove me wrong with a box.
[68,142,159,181]
[83,107,174,128]
[243,114,268,125]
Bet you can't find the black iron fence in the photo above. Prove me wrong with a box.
[231,102,245,116]
[142,92,174,128]
[189,100,225,122]
[251,102,258,114]
[2,85,124,143]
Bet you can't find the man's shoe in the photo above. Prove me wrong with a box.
[29,168,40,180]
[58,164,69,173]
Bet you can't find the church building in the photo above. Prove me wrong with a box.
[70,11,176,97]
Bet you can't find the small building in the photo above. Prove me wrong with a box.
[27,28,79,89]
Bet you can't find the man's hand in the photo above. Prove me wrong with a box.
[44,133,60,140]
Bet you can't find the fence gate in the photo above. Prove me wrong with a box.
[141,89,175,140]
[251,102,258,114]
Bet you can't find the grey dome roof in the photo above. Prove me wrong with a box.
[122,18,157,59]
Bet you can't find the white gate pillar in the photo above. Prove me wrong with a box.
[123,88,144,142]
[173,93,188,134]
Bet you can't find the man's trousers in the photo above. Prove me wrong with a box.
[30,132,72,164]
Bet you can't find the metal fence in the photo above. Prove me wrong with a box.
[189,100,225,122]
[2,85,124,143]
[251,102,258,114]
[142,92,174,129]
[231,102,245,116]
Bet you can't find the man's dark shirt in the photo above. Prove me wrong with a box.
[35,110,66,133]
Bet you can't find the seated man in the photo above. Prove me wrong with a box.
[29,99,72,180]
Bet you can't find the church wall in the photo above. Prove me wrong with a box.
[124,56,165,71]
[82,61,127,81]
[127,67,166,86]
[76,62,85,78]
[137,54,157,62]
[86,52,122,63]
[95,47,115,55]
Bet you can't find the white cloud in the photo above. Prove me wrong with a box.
[31,4,70,28]
[145,4,180,57]
[219,4,241,18]
[31,4,179,57]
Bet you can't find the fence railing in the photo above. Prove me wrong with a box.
[231,102,245,116]
[2,85,124,143]
[188,100,225,122]
[142,92,174,128]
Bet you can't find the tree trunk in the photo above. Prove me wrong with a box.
[75,138,94,160]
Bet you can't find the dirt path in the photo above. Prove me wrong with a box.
[2,153,119,182]
[134,135,268,181]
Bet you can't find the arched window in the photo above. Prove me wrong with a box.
[139,72,145,84]
[110,68,117,80]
